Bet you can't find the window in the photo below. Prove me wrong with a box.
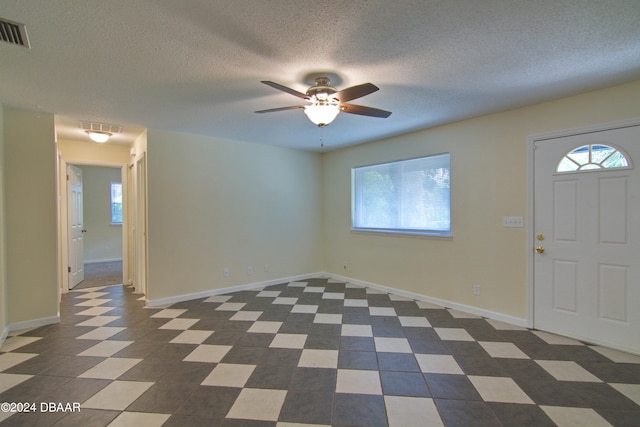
[556,144,630,173]
[111,181,122,224]
[352,153,451,236]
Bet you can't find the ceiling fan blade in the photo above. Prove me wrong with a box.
[334,83,379,103]
[261,81,309,99]
[254,105,305,114]
[340,103,392,118]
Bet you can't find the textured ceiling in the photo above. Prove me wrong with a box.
[1,0,639,151]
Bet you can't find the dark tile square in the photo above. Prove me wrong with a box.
[127,381,199,413]
[380,371,430,397]
[221,346,266,364]
[454,355,508,376]
[111,340,164,358]
[435,398,501,427]
[203,331,243,345]
[137,329,182,343]
[487,402,556,427]
[50,409,120,427]
[289,367,336,392]
[340,336,375,352]
[377,352,419,372]
[159,361,215,384]
[517,380,589,407]
[147,343,197,360]
[40,355,105,377]
[333,393,387,427]
[338,351,379,370]
[424,373,482,400]
[279,391,333,425]
[308,324,341,336]
[176,385,241,417]
[304,334,340,350]
[259,348,302,366]
[236,333,275,347]
[118,358,177,381]
[0,375,71,402]
[40,377,111,404]
[246,365,295,389]
[597,409,640,427]
[164,414,224,427]
[4,353,71,375]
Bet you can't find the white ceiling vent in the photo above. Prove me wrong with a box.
[80,121,122,134]
[0,18,30,48]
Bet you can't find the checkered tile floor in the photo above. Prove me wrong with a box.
[1,278,639,426]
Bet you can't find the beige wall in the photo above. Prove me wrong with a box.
[4,108,58,324]
[146,129,323,301]
[0,104,6,337]
[322,80,640,320]
[79,166,123,262]
[58,139,131,165]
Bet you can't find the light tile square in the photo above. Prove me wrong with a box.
[591,346,640,364]
[468,375,534,404]
[76,306,117,316]
[107,411,171,427]
[365,288,386,294]
[159,318,199,330]
[0,336,41,352]
[485,319,528,331]
[215,302,247,311]
[536,360,602,382]
[204,295,233,303]
[291,304,318,314]
[322,293,345,300]
[0,373,33,393]
[79,357,142,380]
[479,341,530,359]
[434,327,475,342]
[384,396,444,427]
[540,406,612,427]
[76,327,125,340]
[201,363,256,387]
[398,316,431,328]
[248,321,283,334]
[415,354,464,375]
[313,314,343,324]
[298,349,339,368]
[150,308,188,318]
[416,301,444,309]
[533,331,584,346]
[77,315,121,327]
[336,369,382,395]
[344,299,368,307]
[258,291,281,297]
[76,298,112,307]
[230,311,263,321]
[447,309,481,319]
[611,383,640,406]
[170,330,214,344]
[374,337,412,353]
[388,294,413,301]
[183,344,232,363]
[287,281,308,287]
[341,324,373,337]
[273,297,298,305]
[0,353,38,372]
[83,380,154,410]
[369,307,397,316]
[303,287,325,293]
[269,334,307,349]
[74,291,108,299]
[79,340,133,357]
[227,388,287,421]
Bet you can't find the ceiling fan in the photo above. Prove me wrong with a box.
[255,76,392,127]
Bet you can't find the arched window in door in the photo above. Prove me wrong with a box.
[556,144,631,173]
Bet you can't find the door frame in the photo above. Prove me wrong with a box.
[527,117,640,330]
[58,158,129,293]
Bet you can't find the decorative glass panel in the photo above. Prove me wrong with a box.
[556,144,630,173]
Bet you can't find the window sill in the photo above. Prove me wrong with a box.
[350,227,452,239]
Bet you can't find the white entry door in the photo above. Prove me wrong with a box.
[533,124,640,354]
[68,165,85,288]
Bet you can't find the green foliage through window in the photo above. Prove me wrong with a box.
[111,182,122,224]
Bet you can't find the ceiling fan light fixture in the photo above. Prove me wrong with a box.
[86,130,112,143]
[304,98,340,127]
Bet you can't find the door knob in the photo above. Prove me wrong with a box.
[535,246,545,254]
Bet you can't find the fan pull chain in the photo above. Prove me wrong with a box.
[320,127,324,148]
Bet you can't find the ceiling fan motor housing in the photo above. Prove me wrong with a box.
[306,77,338,100]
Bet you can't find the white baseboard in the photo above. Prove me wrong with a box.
[84,258,123,264]
[0,326,9,349]
[145,273,323,307]
[324,272,528,328]
[146,271,527,329]
[8,315,60,333]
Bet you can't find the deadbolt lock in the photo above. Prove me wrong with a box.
[536,234,545,241]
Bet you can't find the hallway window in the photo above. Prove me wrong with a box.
[352,153,451,236]
[111,181,122,224]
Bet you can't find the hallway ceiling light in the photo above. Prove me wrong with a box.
[86,130,112,143]
[80,121,122,143]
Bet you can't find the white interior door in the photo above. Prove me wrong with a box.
[533,125,640,354]
[134,154,148,295]
[68,165,85,288]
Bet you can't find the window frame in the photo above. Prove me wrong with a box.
[351,153,452,237]
[110,181,123,225]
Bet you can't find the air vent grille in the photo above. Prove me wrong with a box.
[0,18,30,48]
[80,121,122,134]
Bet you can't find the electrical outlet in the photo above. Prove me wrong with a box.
[223,268,230,277]
[502,216,524,227]
[247,266,253,275]
[473,285,481,296]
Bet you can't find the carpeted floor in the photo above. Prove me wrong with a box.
[73,261,123,289]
